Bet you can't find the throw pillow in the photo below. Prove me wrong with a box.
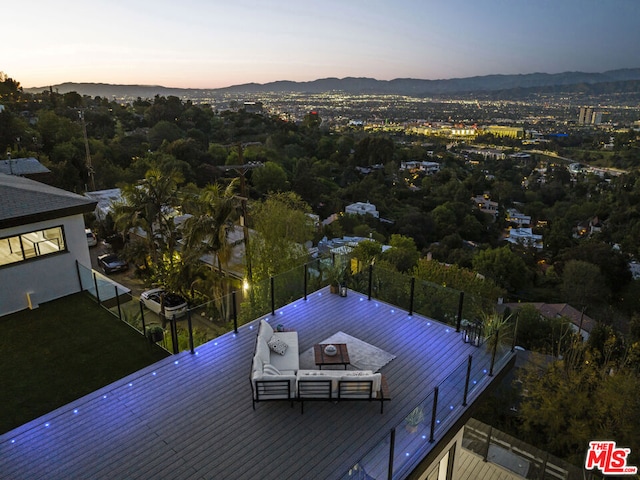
[263,364,281,375]
[268,336,288,355]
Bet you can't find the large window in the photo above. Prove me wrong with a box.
[0,226,66,267]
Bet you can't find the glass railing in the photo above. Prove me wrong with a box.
[77,255,506,359]
[341,330,515,480]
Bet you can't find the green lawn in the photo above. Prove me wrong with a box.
[0,292,170,434]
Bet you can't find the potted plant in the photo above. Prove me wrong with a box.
[146,325,164,343]
[326,262,347,294]
[404,406,425,433]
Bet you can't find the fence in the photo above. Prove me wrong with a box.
[463,418,602,480]
[77,255,500,357]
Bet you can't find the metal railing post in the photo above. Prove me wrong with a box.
[489,327,499,376]
[75,260,83,292]
[187,307,194,354]
[270,276,275,315]
[463,354,473,406]
[409,277,415,316]
[115,286,122,320]
[92,272,100,304]
[387,428,396,480]
[232,290,238,333]
[304,264,308,301]
[171,315,179,354]
[368,264,373,300]
[140,300,146,337]
[456,291,464,332]
[511,313,519,352]
[483,426,492,461]
[430,386,439,442]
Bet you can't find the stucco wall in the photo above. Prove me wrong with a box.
[0,214,91,316]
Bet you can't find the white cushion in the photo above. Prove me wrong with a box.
[259,319,273,340]
[263,364,281,375]
[268,332,299,372]
[253,354,263,373]
[268,336,288,356]
[255,337,270,364]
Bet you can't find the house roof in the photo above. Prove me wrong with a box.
[0,173,97,229]
[499,302,596,333]
[0,157,50,176]
[0,288,514,479]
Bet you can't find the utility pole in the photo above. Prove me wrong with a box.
[79,110,96,192]
[220,142,263,283]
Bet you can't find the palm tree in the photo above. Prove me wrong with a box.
[111,168,183,274]
[181,180,241,318]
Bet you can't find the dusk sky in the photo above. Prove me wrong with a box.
[6,0,640,89]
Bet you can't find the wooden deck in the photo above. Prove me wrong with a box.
[0,287,513,480]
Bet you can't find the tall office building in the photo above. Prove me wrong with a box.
[578,107,593,125]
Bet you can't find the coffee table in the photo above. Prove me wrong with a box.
[314,343,350,370]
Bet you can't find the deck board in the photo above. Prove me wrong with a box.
[0,288,512,480]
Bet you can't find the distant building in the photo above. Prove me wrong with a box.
[345,201,379,218]
[472,194,499,218]
[505,227,543,249]
[506,208,531,228]
[462,148,506,160]
[399,160,440,174]
[482,125,524,139]
[243,101,263,114]
[578,107,592,125]
[84,188,122,221]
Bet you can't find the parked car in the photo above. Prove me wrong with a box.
[140,288,188,319]
[97,253,129,274]
[86,228,97,247]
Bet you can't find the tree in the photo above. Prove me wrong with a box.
[180,181,240,316]
[181,181,240,278]
[111,168,183,275]
[251,161,288,195]
[561,260,607,309]
[249,192,314,280]
[472,246,530,293]
[518,341,640,466]
[351,240,383,268]
[381,234,419,273]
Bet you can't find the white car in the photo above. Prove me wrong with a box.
[86,228,97,247]
[140,288,188,319]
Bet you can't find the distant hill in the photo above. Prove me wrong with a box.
[24,68,640,98]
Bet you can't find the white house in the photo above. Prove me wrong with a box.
[345,201,379,218]
[506,208,531,228]
[505,227,543,249]
[472,194,499,218]
[0,174,97,315]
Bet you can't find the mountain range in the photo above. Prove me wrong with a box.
[24,68,640,99]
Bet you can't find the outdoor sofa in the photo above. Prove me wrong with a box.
[250,319,389,413]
